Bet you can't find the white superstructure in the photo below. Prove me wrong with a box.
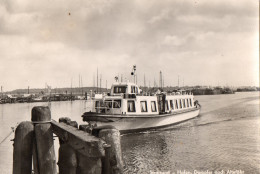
[83,82,200,133]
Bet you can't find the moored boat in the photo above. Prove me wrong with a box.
[82,82,201,133]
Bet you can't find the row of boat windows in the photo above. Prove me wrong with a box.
[99,100,121,108]
[128,98,193,113]
[96,100,156,112]
[96,98,193,112]
[127,101,157,112]
[113,86,138,94]
[167,98,193,110]
[113,87,126,93]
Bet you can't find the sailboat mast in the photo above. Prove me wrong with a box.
[100,74,102,93]
[97,68,99,94]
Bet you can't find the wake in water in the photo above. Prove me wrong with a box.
[121,94,260,174]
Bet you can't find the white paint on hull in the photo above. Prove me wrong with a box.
[93,108,200,132]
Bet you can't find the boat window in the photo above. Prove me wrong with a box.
[95,101,100,107]
[151,101,157,112]
[170,100,174,110]
[131,86,136,93]
[190,99,192,107]
[113,100,121,108]
[175,100,179,109]
[105,100,112,108]
[186,99,189,107]
[183,99,186,108]
[135,87,138,93]
[165,100,169,110]
[140,101,147,112]
[127,100,136,112]
[179,99,182,109]
[114,86,127,93]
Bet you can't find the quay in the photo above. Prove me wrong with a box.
[12,106,124,174]
[0,94,80,104]
[0,86,109,104]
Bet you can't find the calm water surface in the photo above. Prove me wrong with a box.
[0,92,259,174]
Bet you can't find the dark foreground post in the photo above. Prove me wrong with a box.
[13,121,34,174]
[58,117,77,174]
[32,106,57,174]
[58,143,77,174]
[13,106,124,174]
[77,153,102,174]
[99,129,124,174]
[78,124,102,174]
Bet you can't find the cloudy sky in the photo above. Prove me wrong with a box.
[0,0,258,91]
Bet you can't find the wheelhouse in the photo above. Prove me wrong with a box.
[110,82,140,95]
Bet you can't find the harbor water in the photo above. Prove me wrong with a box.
[0,92,259,173]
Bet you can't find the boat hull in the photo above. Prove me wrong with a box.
[83,107,200,133]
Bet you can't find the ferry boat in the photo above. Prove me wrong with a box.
[82,82,201,133]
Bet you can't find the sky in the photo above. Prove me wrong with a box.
[0,0,259,91]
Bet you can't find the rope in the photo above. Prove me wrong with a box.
[0,119,51,146]
[0,127,15,145]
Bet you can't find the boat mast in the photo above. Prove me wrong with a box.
[131,65,137,84]
[97,68,99,94]
[79,74,80,95]
[159,71,162,89]
[100,74,102,93]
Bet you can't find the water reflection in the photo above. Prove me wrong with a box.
[122,132,171,173]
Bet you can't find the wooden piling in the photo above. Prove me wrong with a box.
[12,106,125,174]
[58,117,77,174]
[58,143,77,174]
[51,120,105,157]
[78,124,102,174]
[99,129,124,174]
[13,121,34,174]
[58,117,71,124]
[32,138,39,174]
[59,117,78,129]
[32,106,57,174]
[77,153,102,174]
[79,124,91,133]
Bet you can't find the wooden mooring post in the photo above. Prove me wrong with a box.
[32,106,57,174]
[57,117,77,174]
[13,121,34,174]
[12,106,124,174]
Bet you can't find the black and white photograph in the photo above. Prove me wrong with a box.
[0,0,259,173]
